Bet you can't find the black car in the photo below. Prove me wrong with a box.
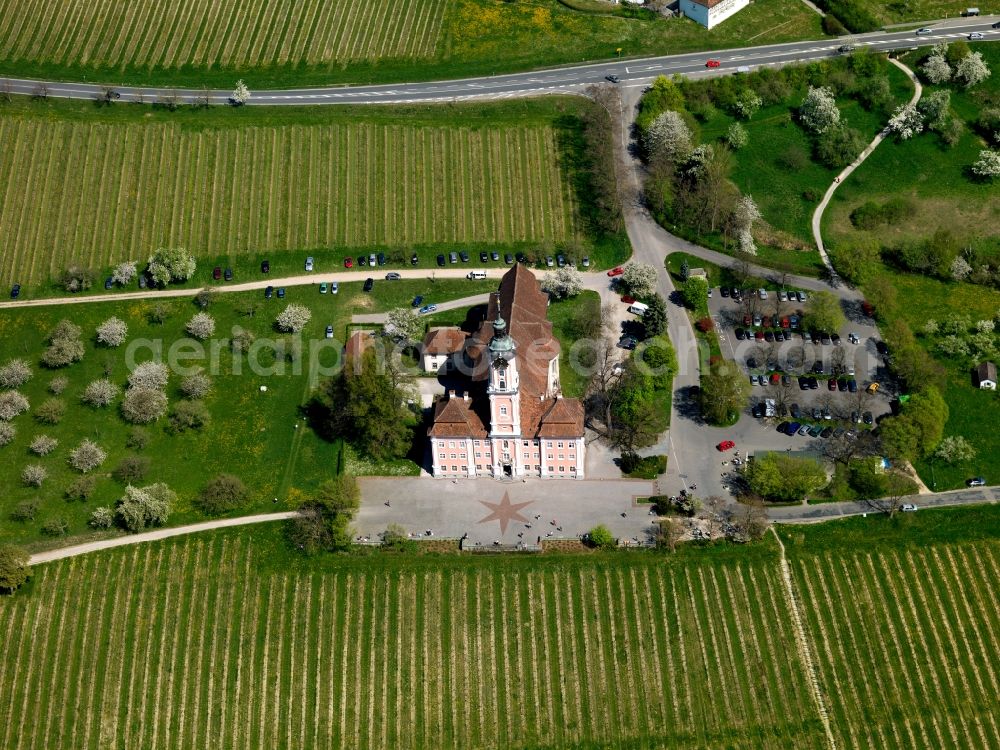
[875,340,889,356]
[820,427,833,438]
[837,379,848,392]
[224,267,233,281]
[515,252,526,263]
[734,328,746,341]
[730,287,740,298]
[261,259,270,273]
[618,336,638,350]
[752,403,765,418]
[790,403,801,418]
[831,333,841,345]
[505,253,514,265]
[459,251,469,263]
[812,361,825,374]
[412,295,423,308]
[436,254,446,267]
[104,277,114,290]
[862,411,873,425]
[798,376,809,390]
[480,252,489,263]
[820,333,832,345]
[720,287,729,298]
[782,330,793,341]
[810,331,820,345]
[377,253,386,266]
[808,377,819,390]
[264,286,274,299]
[782,374,792,387]
[363,278,374,292]
[777,421,791,434]
[411,253,419,265]
[10,283,20,299]
[605,74,620,83]
[764,331,774,342]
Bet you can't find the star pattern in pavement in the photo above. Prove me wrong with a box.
[477,492,533,535]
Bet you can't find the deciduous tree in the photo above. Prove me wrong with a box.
[0,545,29,594]
[619,263,658,298]
[275,304,312,333]
[799,86,841,134]
[96,317,128,347]
[69,439,107,473]
[0,359,32,388]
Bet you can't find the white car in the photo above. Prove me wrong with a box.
[915,27,933,35]
[758,288,768,300]
[969,32,984,40]
[778,291,787,302]
[305,256,314,271]
[331,282,339,294]
[901,503,918,512]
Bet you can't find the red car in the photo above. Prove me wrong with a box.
[621,295,636,304]
[705,59,721,68]
[344,257,353,268]
[717,440,735,452]
[607,266,625,277]
[212,266,222,280]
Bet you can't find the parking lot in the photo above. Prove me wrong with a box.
[708,284,894,443]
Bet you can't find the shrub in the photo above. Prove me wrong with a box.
[777,146,808,171]
[127,361,169,390]
[11,500,39,522]
[180,370,212,399]
[61,266,94,293]
[825,0,879,33]
[586,525,615,549]
[34,398,66,425]
[89,507,115,529]
[68,439,107,473]
[29,434,58,456]
[732,89,762,120]
[850,197,915,229]
[0,422,14,446]
[167,400,210,433]
[196,474,249,515]
[121,387,168,424]
[815,125,865,169]
[22,464,48,487]
[113,455,151,483]
[81,378,120,407]
[185,312,216,340]
[696,317,715,332]
[42,319,85,368]
[95,317,128,347]
[0,358,32,388]
[0,390,29,420]
[275,304,312,333]
[126,427,150,450]
[822,14,847,35]
[40,517,69,537]
[48,376,68,394]
[65,475,97,501]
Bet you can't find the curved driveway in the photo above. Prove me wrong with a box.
[1,22,995,105]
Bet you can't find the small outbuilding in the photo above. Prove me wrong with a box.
[687,267,708,281]
[422,327,467,373]
[974,361,997,390]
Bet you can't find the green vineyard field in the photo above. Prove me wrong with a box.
[0,106,580,287]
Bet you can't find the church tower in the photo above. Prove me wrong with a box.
[487,297,522,476]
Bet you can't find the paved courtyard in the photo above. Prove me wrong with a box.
[358,477,659,547]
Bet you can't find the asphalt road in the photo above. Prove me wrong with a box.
[2,21,996,105]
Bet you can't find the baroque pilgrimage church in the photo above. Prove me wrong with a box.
[428,264,586,479]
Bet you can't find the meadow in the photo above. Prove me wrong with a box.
[0,98,587,291]
[2,506,1000,748]
[0,278,495,549]
[0,0,824,88]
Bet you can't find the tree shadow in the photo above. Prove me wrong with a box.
[673,385,705,424]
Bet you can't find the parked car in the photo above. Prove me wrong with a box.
[848,379,858,392]
[787,421,801,435]
[319,282,328,294]
[305,256,314,271]
[411,253,419,265]
[377,253,386,266]
[325,325,334,339]
[720,287,730,298]
[753,314,762,327]
[505,253,514,265]
[412,295,423,307]
[967,477,986,487]
[831,333,841,345]
[851,410,861,424]
[607,266,625,277]
[778,290,787,302]
[419,304,438,314]
[812,407,822,420]
[754,331,764,341]
[621,295,636,304]
[265,286,273,299]
[822,408,832,420]
[138,275,146,289]
[782,375,792,387]
[224,267,233,281]
[459,251,469,263]
[735,328,746,341]
[104,277,114,290]
[618,336,638,350]
[437,254,446,266]
[717,440,735,451]
[490,251,500,262]
[797,291,807,302]
[777,421,791,434]
[557,254,566,267]
[820,333,832,345]
[808,377,818,389]
[480,251,489,263]
[838,379,848,392]
[261,259,270,273]
[862,411,873,425]
[798,376,809,390]
[344,257,353,268]
[11,283,21,299]
[828,378,838,391]
[705,59,721,68]
[545,256,555,267]
[363,278,374,292]
[582,256,590,268]
[358,255,367,266]
[277,287,285,298]
[449,252,458,264]
[758,289,768,300]
[820,427,833,438]
[365,254,374,266]
[331,282,338,294]
[213,266,222,280]
[385,272,400,280]
[798,425,811,436]
[516,252,527,263]
[764,331,774,342]
[875,341,889,355]
[809,425,824,437]
[901,503,918,512]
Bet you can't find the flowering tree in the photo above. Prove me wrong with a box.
[0,390,29,420]
[726,122,748,150]
[384,307,423,343]
[180,370,213,399]
[89,507,115,529]
[128,361,169,390]
[116,483,175,532]
[644,111,692,163]
[921,53,952,84]
[96,317,128,347]
[934,435,976,464]
[82,378,120,407]
[185,312,216,340]
[951,256,972,280]
[887,104,924,141]
[619,263,658,298]
[69,439,107,473]
[146,247,196,286]
[542,265,584,299]
[971,149,1000,179]
[121,387,168,424]
[918,90,951,131]
[799,86,841,134]
[231,80,251,105]
[733,89,762,120]
[111,260,138,286]
[0,359,32,388]
[0,422,14,446]
[29,435,58,456]
[954,52,991,89]
[732,194,762,256]
[275,304,312,333]
[22,464,47,487]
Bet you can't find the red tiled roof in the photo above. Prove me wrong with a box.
[428,394,489,438]
[345,330,375,360]
[422,327,467,355]
[688,0,727,8]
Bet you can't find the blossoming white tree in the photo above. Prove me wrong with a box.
[645,110,692,163]
[971,149,1000,179]
[232,79,251,105]
[275,304,312,333]
[186,312,216,340]
[887,104,924,141]
[799,86,841,134]
[96,317,128,347]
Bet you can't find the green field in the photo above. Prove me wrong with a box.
[0,98,591,290]
[0,278,494,548]
[823,44,1000,253]
[0,0,824,88]
[3,506,1000,748]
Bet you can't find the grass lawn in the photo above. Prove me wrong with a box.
[844,0,1000,25]
[0,95,628,293]
[4,504,1000,748]
[0,0,824,88]
[546,291,601,400]
[823,44,1000,253]
[0,277,495,549]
